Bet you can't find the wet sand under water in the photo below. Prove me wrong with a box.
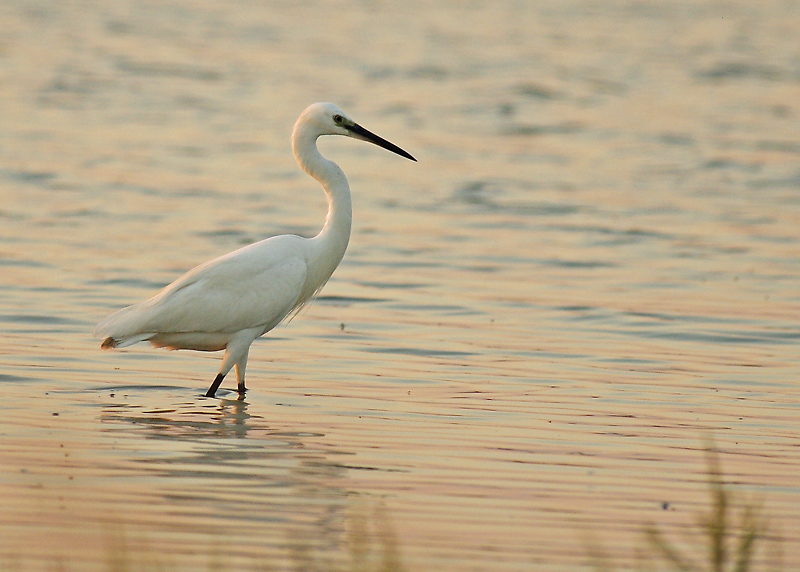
[1,1,799,570]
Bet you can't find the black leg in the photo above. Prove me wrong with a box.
[237,382,247,395]
[205,373,225,398]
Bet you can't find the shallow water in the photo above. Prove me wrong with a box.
[1,0,799,570]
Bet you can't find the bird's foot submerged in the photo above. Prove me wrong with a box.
[205,373,226,398]
[203,373,247,398]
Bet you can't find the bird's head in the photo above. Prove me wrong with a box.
[297,102,416,162]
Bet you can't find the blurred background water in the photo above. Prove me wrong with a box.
[1,0,799,570]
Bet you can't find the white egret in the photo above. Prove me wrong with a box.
[95,102,416,397]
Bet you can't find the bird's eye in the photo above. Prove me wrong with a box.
[333,114,343,124]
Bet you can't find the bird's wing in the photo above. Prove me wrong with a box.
[96,236,309,340]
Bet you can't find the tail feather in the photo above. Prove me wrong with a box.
[99,333,152,349]
[95,302,156,350]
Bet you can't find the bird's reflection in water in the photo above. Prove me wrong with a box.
[102,396,260,441]
[215,394,254,439]
[98,391,361,565]
[99,388,339,495]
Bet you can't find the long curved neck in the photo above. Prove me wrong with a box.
[291,121,352,268]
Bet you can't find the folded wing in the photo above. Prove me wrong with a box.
[95,235,309,348]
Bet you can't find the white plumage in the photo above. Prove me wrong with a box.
[95,102,416,397]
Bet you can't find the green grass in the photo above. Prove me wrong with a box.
[2,499,404,572]
[589,441,781,572]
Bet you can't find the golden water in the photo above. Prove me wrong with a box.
[1,1,799,570]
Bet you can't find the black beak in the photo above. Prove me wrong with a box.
[347,123,417,162]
